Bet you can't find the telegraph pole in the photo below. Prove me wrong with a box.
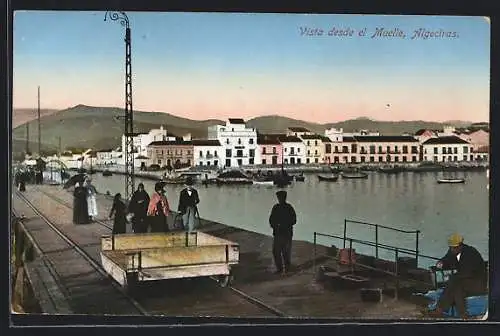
[37,86,41,156]
[25,121,29,155]
[104,11,135,200]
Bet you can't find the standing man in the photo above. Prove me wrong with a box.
[178,177,200,233]
[427,233,487,319]
[128,183,150,233]
[269,190,297,274]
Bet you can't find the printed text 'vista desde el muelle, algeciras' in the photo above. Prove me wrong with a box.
[299,27,459,40]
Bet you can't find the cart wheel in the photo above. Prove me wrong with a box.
[219,275,233,287]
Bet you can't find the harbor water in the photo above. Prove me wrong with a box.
[80,170,489,268]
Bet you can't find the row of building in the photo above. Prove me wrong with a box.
[57,120,490,169]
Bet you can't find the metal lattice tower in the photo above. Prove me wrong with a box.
[105,11,135,200]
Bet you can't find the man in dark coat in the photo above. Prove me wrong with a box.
[428,233,487,319]
[269,190,297,274]
[178,177,200,233]
[73,182,89,224]
[128,183,150,233]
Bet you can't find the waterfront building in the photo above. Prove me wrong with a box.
[286,127,313,138]
[207,119,257,168]
[147,139,194,168]
[324,128,344,142]
[257,134,283,166]
[278,135,306,165]
[299,134,325,164]
[472,145,489,162]
[414,129,436,143]
[96,148,121,166]
[191,139,224,168]
[458,129,489,153]
[120,126,176,159]
[421,136,473,162]
[349,136,420,164]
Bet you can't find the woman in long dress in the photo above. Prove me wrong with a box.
[73,182,89,224]
[147,182,170,232]
[84,178,98,221]
[109,193,127,234]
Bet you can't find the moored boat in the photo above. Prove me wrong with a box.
[378,165,404,174]
[102,170,113,177]
[215,170,253,185]
[317,174,339,182]
[292,173,305,182]
[437,178,465,184]
[341,172,369,179]
[252,179,274,186]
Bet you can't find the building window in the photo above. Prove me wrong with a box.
[199,151,203,158]
[386,146,390,153]
[236,150,243,157]
[360,157,366,163]
[369,146,376,154]
[307,150,310,155]
[448,156,452,161]
[395,146,399,153]
[325,144,332,153]
[369,156,375,162]
[442,147,446,154]
[225,159,231,167]
[351,144,357,153]
[214,151,218,157]
[402,157,407,162]
[238,138,241,145]
[453,147,458,154]
[453,156,458,161]
[226,139,230,144]
[226,149,232,158]
[214,160,218,166]
[249,158,254,165]
[378,146,383,154]
[262,159,267,165]
[463,146,469,154]
[448,147,452,154]
[306,158,310,164]
[315,141,318,146]
[263,147,267,154]
[412,156,417,162]
[297,148,300,152]
[434,147,438,154]
[402,146,408,154]
[315,158,319,163]
[199,162,203,166]
[249,138,254,144]
[463,155,467,161]
[297,158,301,164]
[351,156,357,163]
[272,147,276,154]
[395,157,399,162]
[315,150,318,155]
[307,141,310,146]
[378,157,383,162]
[249,149,255,157]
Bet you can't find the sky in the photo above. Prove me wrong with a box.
[13,12,490,123]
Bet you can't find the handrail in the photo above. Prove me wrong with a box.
[343,218,421,264]
[314,231,440,263]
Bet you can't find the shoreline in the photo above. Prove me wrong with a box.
[72,161,488,180]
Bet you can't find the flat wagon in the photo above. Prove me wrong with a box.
[100,231,239,289]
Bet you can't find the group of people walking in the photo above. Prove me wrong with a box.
[108,176,200,235]
[73,178,98,224]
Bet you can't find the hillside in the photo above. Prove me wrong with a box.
[248,116,475,135]
[12,105,225,152]
[12,104,480,154]
[13,108,59,128]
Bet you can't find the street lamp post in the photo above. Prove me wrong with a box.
[104,11,135,200]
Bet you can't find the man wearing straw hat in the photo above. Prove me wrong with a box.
[427,233,487,319]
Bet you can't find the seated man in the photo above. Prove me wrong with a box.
[427,233,487,319]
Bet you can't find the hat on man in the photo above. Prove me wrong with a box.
[185,176,194,186]
[448,233,464,247]
[154,181,165,192]
[276,190,287,198]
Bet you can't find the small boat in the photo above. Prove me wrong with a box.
[102,170,113,177]
[437,178,465,184]
[161,177,187,185]
[215,170,253,185]
[341,172,369,179]
[317,174,339,182]
[379,165,404,174]
[252,179,274,186]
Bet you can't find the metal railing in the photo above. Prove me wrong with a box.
[343,219,421,264]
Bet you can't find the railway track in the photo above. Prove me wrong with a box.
[25,187,288,317]
[14,190,149,315]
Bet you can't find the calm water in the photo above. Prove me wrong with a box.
[85,171,489,267]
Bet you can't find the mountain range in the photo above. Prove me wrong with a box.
[12,104,480,154]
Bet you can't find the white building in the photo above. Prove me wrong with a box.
[325,128,344,142]
[278,135,306,165]
[422,136,474,162]
[207,119,257,168]
[192,139,224,168]
[120,126,175,158]
[96,148,122,166]
[286,127,312,138]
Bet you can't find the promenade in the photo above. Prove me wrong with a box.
[12,184,430,319]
